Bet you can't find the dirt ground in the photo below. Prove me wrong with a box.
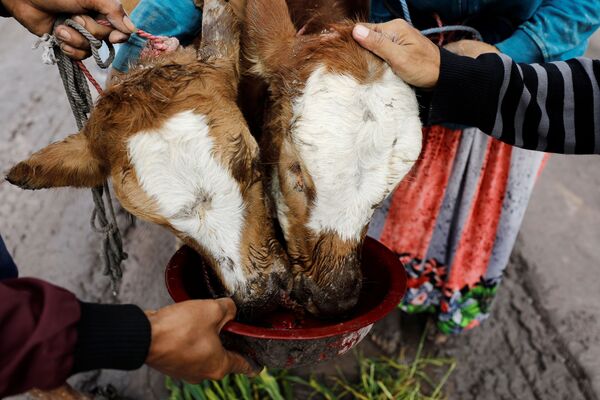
[1,20,599,400]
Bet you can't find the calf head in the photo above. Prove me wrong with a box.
[6,0,291,316]
[245,0,422,317]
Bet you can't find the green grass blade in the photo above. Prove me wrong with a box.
[234,374,253,400]
[166,328,456,400]
[257,369,284,400]
[377,380,394,399]
[203,387,220,400]
[431,360,457,399]
[410,327,428,379]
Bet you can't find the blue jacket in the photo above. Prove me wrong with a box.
[113,0,202,72]
[114,0,600,68]
[372,0,600,63]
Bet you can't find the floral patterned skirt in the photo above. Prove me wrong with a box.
[368,125,548,334]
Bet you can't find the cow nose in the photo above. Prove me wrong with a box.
[295,257,363,318]
[305,290,360,317]
[234,257,293,319]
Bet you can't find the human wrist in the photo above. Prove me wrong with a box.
[397,39,441,89]
[425,45,441,88]
[144,309,164,366]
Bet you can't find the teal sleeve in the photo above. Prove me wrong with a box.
[496,29,544,64]
[113,0,202,72]
[496,0,600,62]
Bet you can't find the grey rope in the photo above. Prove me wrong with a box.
[397,0,412,25]
[421,25,483,42]
[397,0,483,42]
[64,19,115,68]
[50,18,127,295]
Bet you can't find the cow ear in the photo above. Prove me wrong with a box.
[6,132,108,190]
[244,0,296,79]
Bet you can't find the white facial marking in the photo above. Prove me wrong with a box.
[127,111,247,292]
[291,66,422,241]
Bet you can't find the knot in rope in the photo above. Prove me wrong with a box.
[33,34,59,65]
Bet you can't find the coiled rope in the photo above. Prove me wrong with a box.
[34,17,181,294]
[35,18,126,295]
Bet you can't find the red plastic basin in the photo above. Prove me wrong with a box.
[165,236,407,368]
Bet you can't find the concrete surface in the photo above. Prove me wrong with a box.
[424,30,600,400]
[1,19,599,400]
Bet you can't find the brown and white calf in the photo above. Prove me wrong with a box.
[245,0,423,316]
[6,0,292,316]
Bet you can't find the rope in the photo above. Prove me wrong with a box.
[76,60,104,94]
[64,19,115,68]
[421,25,483,42]
[32,18,179,294]
[397,0,483,43]
[96,19,180,57]
[397,0,412,25]
[432,13,445,46]
[38,18,127,295]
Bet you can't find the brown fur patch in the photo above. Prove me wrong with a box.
[8,0,292,315]
[6,133,107,189]
[244,0,388,315]
[286,0,369,34]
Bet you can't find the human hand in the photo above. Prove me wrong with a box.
[145,298,258,383]
[352,19,441,88]
[444,39,499,58]
[1,0,135,59]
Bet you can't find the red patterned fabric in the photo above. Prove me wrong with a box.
[447,139,512,290]
[380,126,515,292]
[380,126,462,258]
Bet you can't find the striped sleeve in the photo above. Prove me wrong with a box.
[429,49,600,155]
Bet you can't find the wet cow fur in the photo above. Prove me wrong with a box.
[244,0,422,317]
[6,0,422,320]
[6,0,292,317]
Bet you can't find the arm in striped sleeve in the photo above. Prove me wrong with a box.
[429,49,600,155]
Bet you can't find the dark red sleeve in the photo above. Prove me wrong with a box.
[0,278,80,397]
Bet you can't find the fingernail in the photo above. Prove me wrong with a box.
[61,44,74,55]
[110,31,129,43]
[73,16,86,27]
[123,16,136,32]
[57,28,71,41]
[353,25,370,39]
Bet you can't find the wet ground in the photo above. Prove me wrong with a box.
[1,20,599,400]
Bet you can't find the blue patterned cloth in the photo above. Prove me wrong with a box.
[112,0,202,72]
[0,235,17,280]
